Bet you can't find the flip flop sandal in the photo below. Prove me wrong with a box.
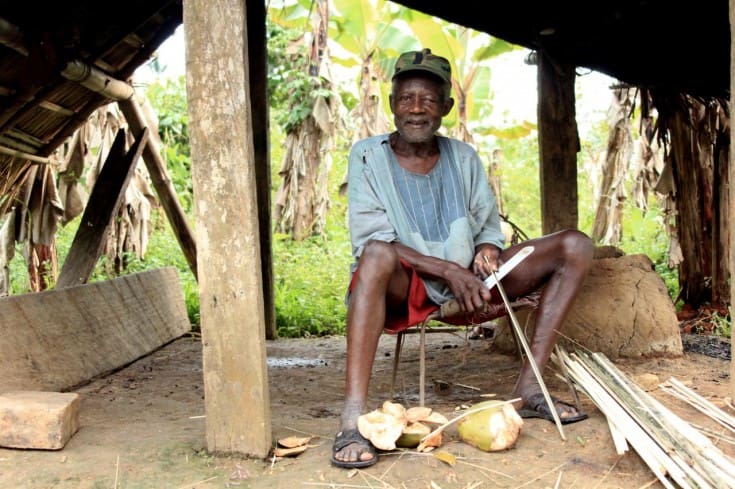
[518,392,588,425]
[331,428,378,469]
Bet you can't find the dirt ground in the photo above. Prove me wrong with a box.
[0,330,732,489]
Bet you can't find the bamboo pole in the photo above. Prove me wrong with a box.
[560,347,735,488]
[491,268,566,441]
[0,144,49,164]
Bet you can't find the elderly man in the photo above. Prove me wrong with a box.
[332,48,593,469]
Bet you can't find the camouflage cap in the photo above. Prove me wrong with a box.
[392,48,451,84]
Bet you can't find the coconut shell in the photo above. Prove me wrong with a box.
[406,406,433,423]
[457,400,523,452]
[357,407,406,451]
[381,400,408,424]
[396,421,431,448]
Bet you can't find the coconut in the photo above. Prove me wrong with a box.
[395,421,432,448]
[457,400,523,452]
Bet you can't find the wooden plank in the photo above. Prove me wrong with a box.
[0,267,190,392]
[183,0,272,457]
[56,127,148,288]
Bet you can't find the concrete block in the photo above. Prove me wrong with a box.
[0,391,80,449]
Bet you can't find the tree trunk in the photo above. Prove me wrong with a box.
[655,93,729,307]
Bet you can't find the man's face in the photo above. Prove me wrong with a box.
[390,75,453,144]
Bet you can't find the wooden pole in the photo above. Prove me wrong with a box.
[183,0,272,457]
[729,0,734,400]
[537,51,580,233]
[246,0,276,340]
[118,97,198,280]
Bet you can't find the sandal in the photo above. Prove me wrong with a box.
[331,428,378,468]
[518,393,588,425]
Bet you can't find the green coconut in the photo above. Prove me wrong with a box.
[457,400,523,452]
[395,421,432,448]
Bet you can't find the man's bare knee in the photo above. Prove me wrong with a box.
[559,229,593,266]
[361,240,400,272]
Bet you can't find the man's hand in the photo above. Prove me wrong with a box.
[443,264,492,314]
[472,245,501,279]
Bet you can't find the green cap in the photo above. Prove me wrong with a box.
[392,48,451,84]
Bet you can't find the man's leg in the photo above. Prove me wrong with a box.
[334,241,410,465]
[500,229,593,419]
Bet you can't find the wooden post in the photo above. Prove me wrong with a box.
[537,51,580,233]
[183,0,272,456]
[246,0,276,340]
[729,0,734,399]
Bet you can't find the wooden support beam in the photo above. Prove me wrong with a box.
[56,127,148,288]
[537,51,580,233]
[118,96,198,280]
[729,0,734,400]
[184,0,272,457]
[247,0,275,340]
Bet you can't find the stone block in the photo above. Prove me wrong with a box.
[0,391,80,449]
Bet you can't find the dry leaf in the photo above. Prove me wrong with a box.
[432,450,457,467]
[273,445,308,457]
[277,436,312,448]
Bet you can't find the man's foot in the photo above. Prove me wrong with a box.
[331,428,377,468]
[517,393,588,425]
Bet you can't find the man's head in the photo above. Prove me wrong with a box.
[389,48,454,144]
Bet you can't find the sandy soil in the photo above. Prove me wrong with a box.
[0,331,732,489]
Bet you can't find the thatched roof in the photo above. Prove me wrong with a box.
[0,1,182,213]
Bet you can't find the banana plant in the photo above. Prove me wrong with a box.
[401,10,528,143]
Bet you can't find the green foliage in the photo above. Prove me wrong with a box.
[5,6,700,340]
[711,307,732,337]
[270,124,352,336]
[145,77,193,213]
[493,135,541,238]
[266,18,334,134]
[273,232,351,337]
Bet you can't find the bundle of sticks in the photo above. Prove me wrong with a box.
[555,347,735,489]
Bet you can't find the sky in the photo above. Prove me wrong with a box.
[135,25,616,132]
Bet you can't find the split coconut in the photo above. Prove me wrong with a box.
[357,401,449,451]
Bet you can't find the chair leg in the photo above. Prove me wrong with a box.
[390,332,404,400]
[419,320,426,406]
